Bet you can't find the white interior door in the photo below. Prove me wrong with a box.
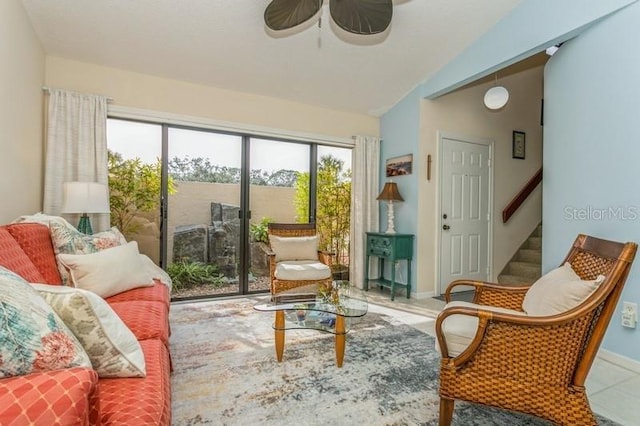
[439,137,492,294]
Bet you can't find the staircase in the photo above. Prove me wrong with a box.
[497,223,542,285]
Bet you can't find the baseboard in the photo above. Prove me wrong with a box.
[597,348,640,374]
[413,290,435,300]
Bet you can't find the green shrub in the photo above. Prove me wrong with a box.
[249,217,273,243]
[108,150,176,235]
[167,260,225,291]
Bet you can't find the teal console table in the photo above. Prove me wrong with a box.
[364,232,414,301]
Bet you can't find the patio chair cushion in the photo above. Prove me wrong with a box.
[269,235,319,262]
[437,301,525,357]
[523,262,605,316]
[274,260,332,281]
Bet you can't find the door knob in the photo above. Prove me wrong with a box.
[443,224,450,230]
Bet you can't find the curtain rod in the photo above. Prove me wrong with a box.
[42,86,114,102]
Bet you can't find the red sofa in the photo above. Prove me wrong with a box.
[0,222,171,425]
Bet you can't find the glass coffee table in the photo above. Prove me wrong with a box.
[253,281,368,368]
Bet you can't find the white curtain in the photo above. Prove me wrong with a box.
[43,89,110,232]
[350,135,381,289]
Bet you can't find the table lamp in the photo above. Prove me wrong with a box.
[61,182,110,234]
[376,181,404,234]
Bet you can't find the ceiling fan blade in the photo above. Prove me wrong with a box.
[329,0,392,35]
[265,0,322,31]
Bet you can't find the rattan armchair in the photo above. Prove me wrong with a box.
[436,234,637,426]
[267,223,333,294]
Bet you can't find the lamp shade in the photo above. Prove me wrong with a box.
[61,182,110,214]
[376,182,404,202]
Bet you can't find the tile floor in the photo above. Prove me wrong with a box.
[365,290,640,426]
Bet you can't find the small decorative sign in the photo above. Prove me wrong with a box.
[386,154,413,177]
[512,131,526,160]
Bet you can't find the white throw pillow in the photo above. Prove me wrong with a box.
[140,253,173,291]
[58,241,155,298]
[269,235,319,262]
[11,212,76,230]
[50,222,128,284]
[0,267,91,378]
[31,284,146,378]
[523,262,605,316]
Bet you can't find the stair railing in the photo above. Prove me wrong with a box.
[502,167,542,223]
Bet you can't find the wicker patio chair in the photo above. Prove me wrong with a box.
[267,223,333,294]
[436,234,637,426]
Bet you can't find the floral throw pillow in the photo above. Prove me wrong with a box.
[0,266,91,379]
[49,222,127,284]
[32,284,146,378]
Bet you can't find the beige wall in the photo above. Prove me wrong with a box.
[417,66,544,294]
[44,56,376,263]
[45,57,379,140]
[0,0,45,223]
[168,181,296,228]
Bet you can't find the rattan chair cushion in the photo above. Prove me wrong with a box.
[274,260,331,281]
[437,300,526,357]
[269,235,319,262]
[523,262,605,316]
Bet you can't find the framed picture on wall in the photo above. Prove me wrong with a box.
[386,154,413,177]
[512,131,525,159]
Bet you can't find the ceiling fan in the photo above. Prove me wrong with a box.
[264,0,393,36]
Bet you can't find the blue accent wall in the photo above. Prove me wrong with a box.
[543,2,640,361]
[380,86,421,236]
[379,86,421,289]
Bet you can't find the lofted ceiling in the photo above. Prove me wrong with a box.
[21,0,521,116]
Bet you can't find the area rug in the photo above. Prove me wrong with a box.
[169,298,619,426]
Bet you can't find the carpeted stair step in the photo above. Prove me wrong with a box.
[497,274,535,286]
[525,236,542,250]
[532,223,542,238]
[507,261,541,280]
[498,222,542,287]
[516,248,542,264]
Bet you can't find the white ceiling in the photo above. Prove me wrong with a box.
[21,0,521,116]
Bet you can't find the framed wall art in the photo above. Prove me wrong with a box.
[512,131,525,160]
[386,154,413,177]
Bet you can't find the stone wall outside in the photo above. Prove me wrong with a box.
[166,181,297,264]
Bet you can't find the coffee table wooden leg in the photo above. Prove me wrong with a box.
[275,310,285,362]
[335,315,345,368]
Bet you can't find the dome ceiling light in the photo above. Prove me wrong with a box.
[484,74,509,110]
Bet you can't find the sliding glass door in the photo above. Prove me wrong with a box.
[106,119,162,265]
[107,118,352,300]
[166,128,243,298]
[316,145,352,280]
[248,138,311,292]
